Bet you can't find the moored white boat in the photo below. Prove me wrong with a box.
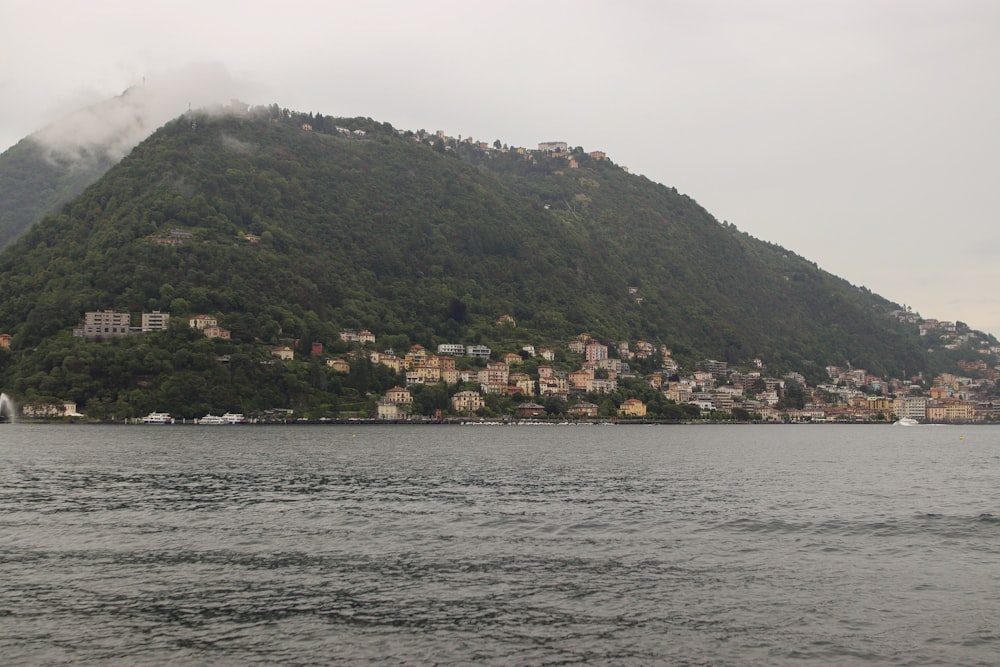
[197,414,227,425]
[142,412,174,424]
[893,417,919,426]
[197,413,245,424]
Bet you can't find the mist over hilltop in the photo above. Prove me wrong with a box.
[0,63,253,246]
[29,63,251,163]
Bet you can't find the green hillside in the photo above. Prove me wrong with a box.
[0,106,981,418]
[0,137,114,247]
[0,88,155,248]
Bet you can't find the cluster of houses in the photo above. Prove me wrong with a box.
[326,324,1000,422]
[348,332,766,420]
[188,314,231,339]
[403,129,618,172]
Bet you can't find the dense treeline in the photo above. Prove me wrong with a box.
[0,107,987,416]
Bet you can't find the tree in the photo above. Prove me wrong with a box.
[541,395,566,415]
[447,297,467,323]
[776,381,806,410]
[347,357,373,395]
[732,406,751,422]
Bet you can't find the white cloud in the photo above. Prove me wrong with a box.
[26,62,253,165]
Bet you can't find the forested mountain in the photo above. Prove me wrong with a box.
[0,105,988,418]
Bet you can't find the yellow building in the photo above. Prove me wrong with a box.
[452,391,484,414]
[620,398,647,418]
[327,358,351,373]
[866,396,892,412]
[926,399,977,422]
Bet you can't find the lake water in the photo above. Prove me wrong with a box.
[2,423,999,666]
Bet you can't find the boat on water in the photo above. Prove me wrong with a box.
[893,417,920,426]
[197,414,227,425]
[142,412,174,424]
[197,413,245,425]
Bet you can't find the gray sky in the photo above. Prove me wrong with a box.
[3,0,1000,336]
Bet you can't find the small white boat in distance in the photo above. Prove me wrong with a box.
[198,413,245,424]
[197,414,227,425]
[143,412,174,424]
[893,417,919,426]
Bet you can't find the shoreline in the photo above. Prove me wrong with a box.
[10,417,944,426]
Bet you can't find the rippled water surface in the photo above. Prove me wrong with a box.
[2,424,1000,665]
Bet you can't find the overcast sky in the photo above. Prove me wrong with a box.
[3,1,999,335]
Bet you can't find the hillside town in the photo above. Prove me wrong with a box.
[268,314,1000,424]
[7,304,1000,424]
[350,319,1000,424]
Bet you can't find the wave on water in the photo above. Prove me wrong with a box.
[720,512,1000,540]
